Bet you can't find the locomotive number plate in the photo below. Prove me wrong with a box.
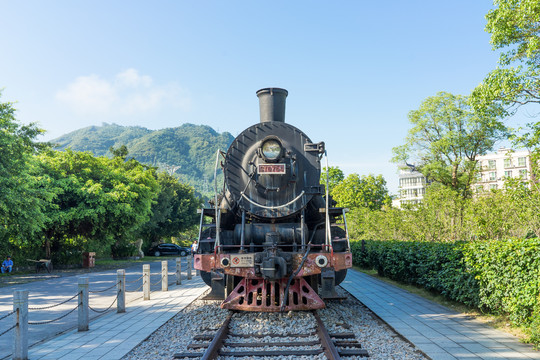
[230,254,255,267]
[258,164,286,174]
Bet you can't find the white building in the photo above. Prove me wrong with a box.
[475,148,531,192]
[393,148,532,207]
[395,164,428,207]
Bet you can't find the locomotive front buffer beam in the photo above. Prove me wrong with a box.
[193,252,352,278]
[193,252,352,311]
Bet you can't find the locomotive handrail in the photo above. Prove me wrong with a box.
[214,149,223,252]
[342,207,351,251]
[240,190,305,210]
[324,150,331,249]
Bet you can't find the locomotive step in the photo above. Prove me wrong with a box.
[319,207,350,214]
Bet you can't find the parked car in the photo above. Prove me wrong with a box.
[147,243,190,257]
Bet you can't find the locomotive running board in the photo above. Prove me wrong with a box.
[221,277,325,312]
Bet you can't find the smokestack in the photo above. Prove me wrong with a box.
[256,88,288,123]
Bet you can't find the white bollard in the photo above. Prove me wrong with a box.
[176,257,182,285]
[162,260,168,292]
[117,269,125,313]
[13,290,28,360]
[78,277,89,331]
[143,264,150,300]
[187,256,192,280]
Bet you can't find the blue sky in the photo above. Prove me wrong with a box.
[0,1,513,193]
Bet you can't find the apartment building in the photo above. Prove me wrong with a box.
[393,148,531,207]
[394,164,428,207]
[475,148,531,192]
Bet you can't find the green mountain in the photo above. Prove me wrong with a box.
[52,123,235,197]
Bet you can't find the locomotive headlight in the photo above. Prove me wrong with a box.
[261,139,282,161]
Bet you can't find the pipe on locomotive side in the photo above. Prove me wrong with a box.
[256,87,288,123]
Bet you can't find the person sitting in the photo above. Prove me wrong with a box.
[1,256,13,273]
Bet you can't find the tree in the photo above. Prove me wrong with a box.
[138,172,201,247]
[332,173,391,211]
[0,92,50,245]
[392,92,509,198]
[37,149,159,258]
[320,166,345,195]
[471,0,540,115]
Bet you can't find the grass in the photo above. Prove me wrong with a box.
[354,266,531,342]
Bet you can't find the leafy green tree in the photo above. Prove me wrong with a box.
[37,149,159,258]
[320,166,344,195]
[53,123,234,198]
[393,92,509,198]
[471,0,540,115]
[138,172,201,247]
[110,144,129,160]
[332,173,391,211]
[0,93,50,245]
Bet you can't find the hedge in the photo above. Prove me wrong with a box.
[351,238,540,346]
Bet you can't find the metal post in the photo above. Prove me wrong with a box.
[117,269,125,313]
[176,257,182,285]
[78,277,89,331]
[13,290,28,360]
[143,264,150,300]
[187,256,192,280]
[162,260,168,292]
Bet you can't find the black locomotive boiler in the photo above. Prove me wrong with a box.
[193,88,352,312]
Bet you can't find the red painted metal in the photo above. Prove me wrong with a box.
[194,252,352,275]
[221,277,325,312]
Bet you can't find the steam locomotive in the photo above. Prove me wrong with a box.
[193,88,352,312]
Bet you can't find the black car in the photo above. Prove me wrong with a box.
[147,243,190,257]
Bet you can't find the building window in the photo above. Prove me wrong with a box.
[476,185,484,193]
[476,173,482,181]
[504,158,512,168]
[518,157,526,167]
[504,170,512,178]
[519,169,528,178]
[488,160,496,169]
[489,172,497,181]
[490,184,498,190]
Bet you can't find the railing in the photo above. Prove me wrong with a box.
[0,256,194,360]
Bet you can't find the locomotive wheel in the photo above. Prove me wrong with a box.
[154,251,161,257]
[200,270,212,286]
[335,269,347,285]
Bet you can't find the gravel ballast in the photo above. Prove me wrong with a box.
[122,287,427,360]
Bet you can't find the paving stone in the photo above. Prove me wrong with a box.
[341,270,540,360]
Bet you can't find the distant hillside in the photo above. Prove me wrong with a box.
[53,123,235,198]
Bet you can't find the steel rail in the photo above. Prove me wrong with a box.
[176,310,368,359]
[313,310,342,360]
[200,311,233,360]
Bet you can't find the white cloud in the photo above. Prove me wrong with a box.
[56,74,117,113]
[115,68,152,88]
[56,69,190,116]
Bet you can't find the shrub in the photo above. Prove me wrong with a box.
[351,238,540,346]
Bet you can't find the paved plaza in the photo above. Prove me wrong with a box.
[342,270,540,360]
[0,258,197,360]
[1,265,539,359]
[27,278,206,360]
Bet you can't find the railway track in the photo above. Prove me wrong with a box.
[174,310,369,359]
